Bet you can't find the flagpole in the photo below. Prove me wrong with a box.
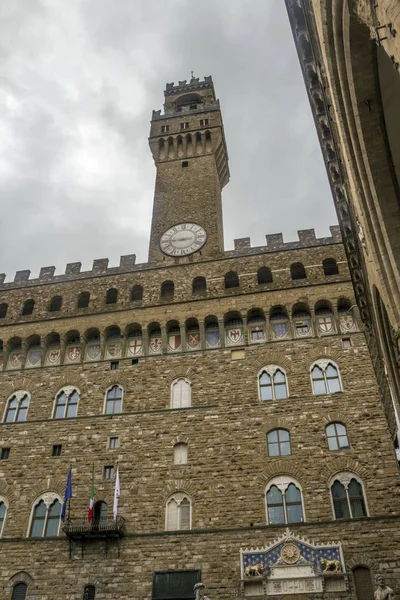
[68,464,72,522]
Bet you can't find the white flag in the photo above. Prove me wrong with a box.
[113,466,120,519]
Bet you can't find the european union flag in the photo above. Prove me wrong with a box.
[61,468,72,522]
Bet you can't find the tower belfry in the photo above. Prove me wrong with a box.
[148,76,229,263]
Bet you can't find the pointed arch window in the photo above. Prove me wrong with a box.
[267,429,291,456]
[171,378,191,409]
[311,360,341,395]
[259,366,288,401]
[53,387,79,419]
[11,583,28,600]
[330,474,367,519]
[326,422,349,450]
[4,392,30,423]
[105,385,123,414]
[0,501,7,536]
[166,493,191,531]
[266,476,304,525]
[30,497,61,537]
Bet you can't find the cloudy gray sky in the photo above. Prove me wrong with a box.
[0,0,336,280]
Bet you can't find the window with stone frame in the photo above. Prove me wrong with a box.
[267,429,291,456]
[11,583,28,600]
[330,473,367,519]
[171,378,191,409]
[131,284,143,301]
[323,257,339,276]
[77,291,90,309]
[290,262,306,280]
[311,360,342,395]
[326,422,350,450]
[4,392,30,423]
[259,366,288,401]
[166,493,191,531]
[21,298,35,315]
[224,271,239,289]
[0,303,8,319]
[105,385,123,414]
[29,495,61,537]
[0,500,7,536]
[53,387,79,419]
[106,288,118,305]
[49,295,62,312]
[174,442,188,465]
[265,476,304,525]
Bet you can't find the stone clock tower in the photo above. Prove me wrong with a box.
[148,76,230,263]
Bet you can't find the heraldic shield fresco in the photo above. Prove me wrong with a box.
[240,529,347,597]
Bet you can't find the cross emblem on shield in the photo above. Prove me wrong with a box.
[128,338,142,355]
[318,317,333,332]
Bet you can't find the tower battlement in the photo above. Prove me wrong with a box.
[165,76,214,95]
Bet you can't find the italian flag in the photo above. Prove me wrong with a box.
[88,466,95,523]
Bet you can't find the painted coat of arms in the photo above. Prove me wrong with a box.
[128,338,142,356]
[86,343,101,360]
[106,341,122,358]
[318,316,334,333]
[149,336,162,354]
[226,328,243,345]
[206,329,220,347]
[10,352,23,368]
[340,314,356,332]
[187,332,200,350]
[67,346,81,362]
[168,332,182,351]
[47,349,60,364]
[27,348,41,367]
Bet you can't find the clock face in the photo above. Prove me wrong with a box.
[160,223,207,257]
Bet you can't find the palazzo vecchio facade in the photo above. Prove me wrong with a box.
[0,75,400,600]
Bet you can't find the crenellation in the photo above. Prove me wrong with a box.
[39,266,56,281]
[14,270,30,283]
[329,225,341,241]
[265,233,284,249]
[0,274,5,284]
[298,229,316,244]
[119,254,136,269]
[65,262,82,275]
[92,258,109,274]
[234,237,251,250]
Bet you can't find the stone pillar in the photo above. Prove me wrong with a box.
[142,328,149,357]
[180,324,187,351]
[218,318,225,348]
[199,320,206,350]
[161,326,168,354]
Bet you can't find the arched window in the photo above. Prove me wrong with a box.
[330,474,367,519]
[265,476,304,525]
[353,567,374,600]
[315,302,335,334]
[106,288,118,305]
[257,267,272,284]
[326,422,349,450]
[270,307,290,339]
[105,385,123,414]
[247,309,266,343]
[224,271,239,289]
[292,304,312,337]
[21,299,35,316]
[49,296,62,312]
[323,258,339,276]
[11,583,28,600]
[259,366,288,400]
[174,443,188,465]
[83,585,96,600]
[186,319,200,351]
[53,388,79,419]
[161,281,174,299]
[311,360,342,395]
[30,497,61,537]
[0,501,7,536]
[166,493,191,531]
[192,276,206,295]
[77,291,90,309]
[4,392,30,423]
[0,303,8,319]
[131,285,143,301]
[290,263,306,280]
[171,379,191,409]
[93,501,107,529]
[267,429,291,456]
[205,316,220,348]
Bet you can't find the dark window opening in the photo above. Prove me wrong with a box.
[0,303,7,319]
[224,271,239,289]
[131,285,143,301]
[161,281,174,299]
[192,276,206,294]
[132,358,139,366]
[104,466,114,480]
[257,267,272,284]
[77,291,90,308]
[1,447,10,460]
[110,361,119,371]
[323,258,339,275]
[12,583,28,600]
[52,444,62,457]
[106,288,118,305]
[49,296,62,312]
[182,161,189,168]
[290,263,306,280]
[21,299,35,315]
